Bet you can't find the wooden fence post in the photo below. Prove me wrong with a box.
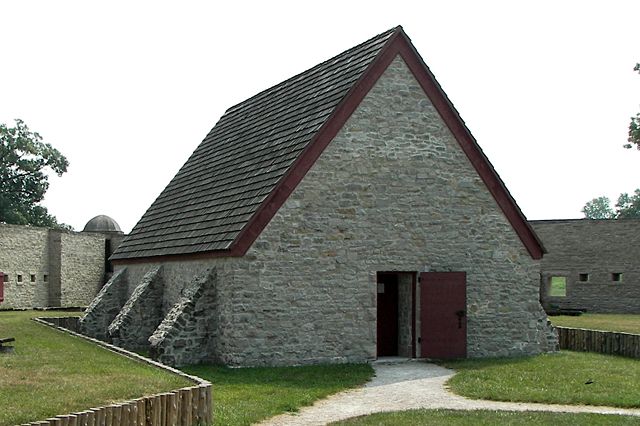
[180,388,192,426]
[167,392,178,425]
[196,385,207,424]
[137,399,145,426]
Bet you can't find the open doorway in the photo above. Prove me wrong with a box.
[376,272,415,358]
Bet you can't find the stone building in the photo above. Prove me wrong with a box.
[81,27,557,367]
[0,215,125,309]
[532,219,640,314]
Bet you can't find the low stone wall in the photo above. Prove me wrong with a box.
[80,268,128,341]
[32,316,212,425]
[38,316,80,333]
[557,326,640,359]
[109,266,164,351]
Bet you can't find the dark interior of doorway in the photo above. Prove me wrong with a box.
[376,272,399,356]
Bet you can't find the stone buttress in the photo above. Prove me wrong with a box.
[79,264,219,366]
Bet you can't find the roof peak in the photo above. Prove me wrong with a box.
[223,27,402,116]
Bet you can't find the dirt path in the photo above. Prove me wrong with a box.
[259,360,640,425]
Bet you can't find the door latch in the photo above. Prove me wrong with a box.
[455,310,466,328]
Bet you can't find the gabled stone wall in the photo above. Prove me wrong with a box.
[213,57,555,365]
[532,219,640,313]
[110,56,556,367]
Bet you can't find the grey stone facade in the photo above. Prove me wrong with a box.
[0,224,50,308]
[149,267,219,366]
[0,224,105,309]
[95,56,555,367]
[213,57,555,365]
[397,273,413,358]
[532,219,640,314]
[60,231,106,306]
[0,218,124,309]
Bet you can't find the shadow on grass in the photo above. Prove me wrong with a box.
[184,363,372,386]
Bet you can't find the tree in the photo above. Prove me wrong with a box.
[581,196,615,219]
[582,190,640,219]
[0,119,71,229]
[624,63,640,150]
[615,189,640,218]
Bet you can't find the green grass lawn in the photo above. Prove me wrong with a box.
[550,314,640,334]
[182,363,374,426]
[442,351,640,409]
[332,409,640,425]
[0,310,191,425]
[549,276,567,297]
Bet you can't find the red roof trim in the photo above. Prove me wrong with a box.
[114,27,544,265]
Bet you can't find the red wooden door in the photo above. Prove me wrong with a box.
[420,272,466,359]
[0,272,4,303]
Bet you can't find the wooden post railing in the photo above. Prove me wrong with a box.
[31,317,213,425]
[556,326,640,359]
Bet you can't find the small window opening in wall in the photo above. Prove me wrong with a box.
[612,273,622,282]
[43,274,48,282]
[3,274,8,282]
[30,274,36,283]
[549,276,567,297]
[579,273,589,282]
[17,274,22,283]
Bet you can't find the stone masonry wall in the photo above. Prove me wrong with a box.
[110,56,556,367]
[60,231,105,306]
[397,273,413,357]
[149,267,219,367]
[47,230,62,306]
[0,223,107,309]
[119,260,208,317]
[0,224,50,309]
[80,268,128,341]
[532,219,640,313]
[108,266,164,350]
[216,56,555,366]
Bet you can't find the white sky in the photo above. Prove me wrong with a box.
[1,0,638,232]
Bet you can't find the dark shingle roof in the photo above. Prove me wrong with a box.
[111,27,399,260]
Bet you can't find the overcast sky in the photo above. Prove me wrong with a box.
[1,1,638,232]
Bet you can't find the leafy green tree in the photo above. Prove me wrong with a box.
[615,189,640,218]
[581,196,615,219]
[0,119,71,229]
[624,63,640,150]
[582,190,640,219]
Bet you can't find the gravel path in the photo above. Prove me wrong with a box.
[259,360,640,425]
